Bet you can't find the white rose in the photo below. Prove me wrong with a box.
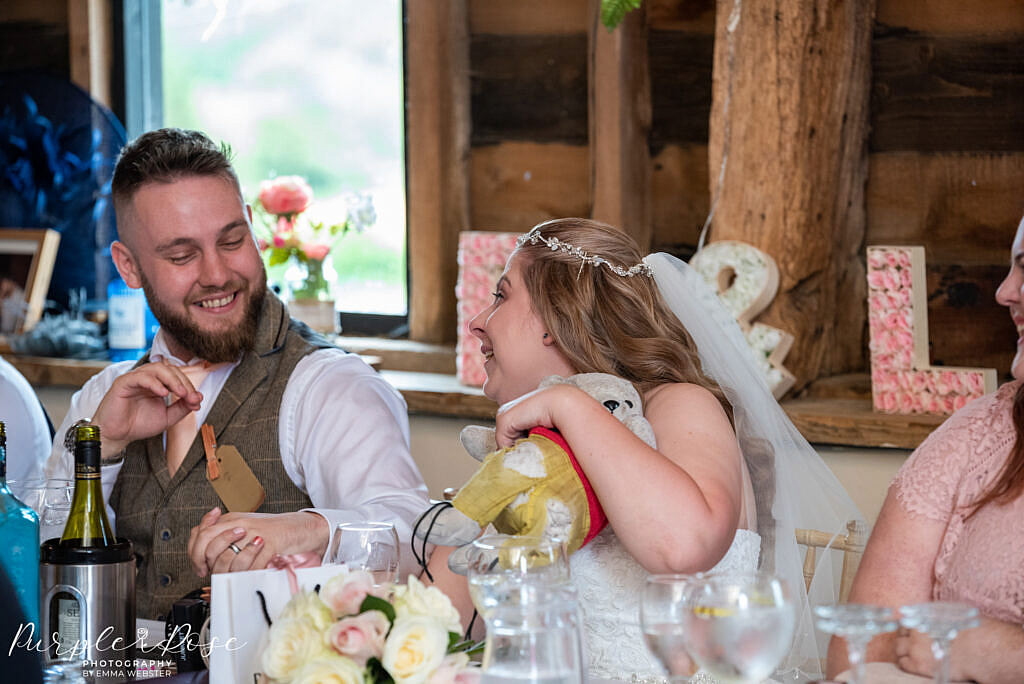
[262,617,332,682]
[290,654,366,684]
[283,590,335,632]
[320,569,375,618]
[382,615,450,684]
[392,576,462,634]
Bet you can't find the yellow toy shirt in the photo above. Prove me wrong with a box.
[451,427,606,554]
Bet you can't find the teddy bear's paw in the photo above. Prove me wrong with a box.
[415,506,482,546]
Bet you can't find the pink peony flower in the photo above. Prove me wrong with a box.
[325,610,390,666]
[320,570,375,618]
[260,176,314,216]
[302,243,331,261]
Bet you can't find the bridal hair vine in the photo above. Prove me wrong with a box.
[516,227,654,278]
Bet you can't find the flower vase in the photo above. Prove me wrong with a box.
[286,257,337,334]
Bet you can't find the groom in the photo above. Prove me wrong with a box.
[46,128,430,619]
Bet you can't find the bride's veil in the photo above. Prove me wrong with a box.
[645,252,864,680]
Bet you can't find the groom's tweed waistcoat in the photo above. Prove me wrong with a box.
[110,293,331,619]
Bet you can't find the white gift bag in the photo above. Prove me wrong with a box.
[209,564,342,683]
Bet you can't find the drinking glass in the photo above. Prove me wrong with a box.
[465,535,571,618]
[682,571,796,684]
[329,521,401,585]
[814,604,898,684]
[639,574,699,683]
[898,602,980,684]
[9,478,74,542]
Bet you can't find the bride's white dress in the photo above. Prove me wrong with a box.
[570,526,761,681]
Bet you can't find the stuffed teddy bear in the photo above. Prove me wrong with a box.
[415,373,656,573]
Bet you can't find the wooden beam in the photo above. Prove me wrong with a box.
[649,29,714,149]
[406,0,470,343]
[876,0,1024,35]
[67,0,112,108]
[708,0,876,391]
[587,0,652,249]
[870,28,1024,152]
[470,142,590,232]
[470,34,588,145]
[469,0,588,35]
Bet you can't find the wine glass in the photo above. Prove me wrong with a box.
[639,574,699,683]
[682,571,796,684]
[329,521,401,585]
[9,478,74,541]
[814,604,899,684]
[898,602,980,684]
[465,535,571,618]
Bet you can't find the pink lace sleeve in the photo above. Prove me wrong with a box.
[892,385,1015,522]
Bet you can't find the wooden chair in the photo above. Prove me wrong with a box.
[795,519,867,603]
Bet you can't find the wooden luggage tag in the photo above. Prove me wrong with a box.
[201,424,265,512]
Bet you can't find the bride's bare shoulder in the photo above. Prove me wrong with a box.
[643,382,729,422]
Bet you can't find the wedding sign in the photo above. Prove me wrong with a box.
[867,245,996,414]
[456,231,519,386]
[689,241,796,398]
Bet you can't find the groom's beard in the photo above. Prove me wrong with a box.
[138,269,266,363]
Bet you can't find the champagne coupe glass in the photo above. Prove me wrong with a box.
[814,604,899,684]
[9,478,74,541]
[682,571,796,684]
[465,535,571,618]
[639,574,699,683]
[898,602,980,684]
[329,521,401,585]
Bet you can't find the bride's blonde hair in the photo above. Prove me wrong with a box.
[515,218,731,418]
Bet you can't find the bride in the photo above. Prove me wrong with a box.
[425,218,861,682]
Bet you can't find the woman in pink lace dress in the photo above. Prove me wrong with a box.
[828,216,1024,683]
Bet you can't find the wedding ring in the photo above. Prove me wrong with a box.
[228,543,243,554]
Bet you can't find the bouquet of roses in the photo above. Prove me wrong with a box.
[253,176,375,295]
[261,569,479,684]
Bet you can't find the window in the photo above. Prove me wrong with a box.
[126,0,408,331]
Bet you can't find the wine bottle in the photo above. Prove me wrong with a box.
[0,420,41,629]
[59,423,116,547]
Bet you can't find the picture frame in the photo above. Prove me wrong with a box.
[0,228,61,334]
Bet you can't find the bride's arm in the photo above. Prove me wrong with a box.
[494,381,744,574]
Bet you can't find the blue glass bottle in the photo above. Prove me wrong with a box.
[107,276,157,362]
[0,421,41,630]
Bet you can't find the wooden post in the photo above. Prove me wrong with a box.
[67,0,113,109]
[407,0,470,343]
[708,0,875,391]
[588,0,652,249]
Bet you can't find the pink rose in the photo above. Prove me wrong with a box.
[326,610,390,666]
[884,311,908,332]
[967,372,985,395]
[896,391,916,414]
[953,394,969,411]
[909,372,929,394]
[259,176,314,216]
[273,233,288,248]
[900,268,913,289]
[867,252,884,270]
[867,271,887,290]
[320,570,375,618]
[898,250,912,268]
[302,243,331,261]
[941,395,958,414]
[880,391,897,412]
[428,654,473,684]
[936,371,956,395]
[885,251,899,268]
[883,271,900,292]
[276,215,295,234]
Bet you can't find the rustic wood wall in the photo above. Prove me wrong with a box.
[3,0,1021,382]
[866,0,1024,378]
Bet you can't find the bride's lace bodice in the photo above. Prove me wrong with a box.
[571,527,760,681]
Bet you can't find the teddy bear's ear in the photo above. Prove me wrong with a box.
[460,425,498,461]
